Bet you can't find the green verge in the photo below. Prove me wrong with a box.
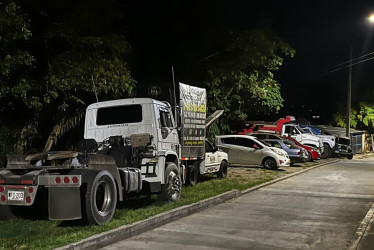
[0,162,318,250]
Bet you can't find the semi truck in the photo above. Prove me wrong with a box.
[238,116,326,158]
[0,82,229,225]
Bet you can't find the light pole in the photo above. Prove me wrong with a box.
[346,15,374,137]
[346,48,352,137]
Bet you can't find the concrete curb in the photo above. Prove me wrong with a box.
[56,159,339,250]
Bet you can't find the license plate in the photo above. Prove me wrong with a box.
[8,191,24,201]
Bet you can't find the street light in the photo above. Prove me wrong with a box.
[368,14,374,24]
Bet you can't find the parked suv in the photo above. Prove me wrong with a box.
[215,135,290,170]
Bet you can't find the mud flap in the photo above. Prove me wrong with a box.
[48,187,82,220]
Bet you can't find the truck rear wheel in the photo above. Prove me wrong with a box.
[186,164,199,186]
[83,170,117,225]
[158,162,181,202]
[217,161,228,178]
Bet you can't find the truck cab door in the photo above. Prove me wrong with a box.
[158,107,179,150]
[204,140,220,172]
[284,125,302,143]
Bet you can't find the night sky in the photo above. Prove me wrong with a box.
[25,0,374,124]
[118,1,374,123]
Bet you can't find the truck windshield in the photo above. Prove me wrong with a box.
[96,105,142,125]
[295,125,305,134]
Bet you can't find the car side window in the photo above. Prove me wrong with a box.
[221,137,236,145]
[236,138,258,148]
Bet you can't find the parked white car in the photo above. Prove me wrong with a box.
[215,135,290,170]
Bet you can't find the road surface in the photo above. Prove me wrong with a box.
[101,157,374,249]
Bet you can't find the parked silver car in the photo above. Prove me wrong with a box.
[215,135,290,170]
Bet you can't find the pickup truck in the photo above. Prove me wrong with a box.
[300,124,353,159]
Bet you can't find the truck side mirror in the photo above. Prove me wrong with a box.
[161,127,171,139]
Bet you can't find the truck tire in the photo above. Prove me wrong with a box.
[158,162,181,202]
[217,161,228,178]
[320,144,331,159]
[186,164,199,186]
[82,170,117,225]
[263,157,278,170]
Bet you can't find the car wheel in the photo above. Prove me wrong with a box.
[306,152,312,162]
[217,161,228,178]
[263,157,278,170]
[347,154,353,160]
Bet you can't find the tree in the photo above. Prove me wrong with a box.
[0,0,38,160]
[42,34,136,151]
[332,102,374,133]
[196,29,295,134]
[0,0,137,163]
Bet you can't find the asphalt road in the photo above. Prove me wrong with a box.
[99,157,374,250]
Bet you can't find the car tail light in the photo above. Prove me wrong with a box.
[0,186,4,193]
[28,187,34,193]
[21,180,33,185]
[26,196,32,203]
[1,195,6,202]
[55,177,61,184]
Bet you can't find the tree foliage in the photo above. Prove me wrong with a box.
[0,1,136,165]
[0,0,37,156]
[332,102,374,133]
[197,29,295,134]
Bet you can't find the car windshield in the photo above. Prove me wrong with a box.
[284,140,297,148]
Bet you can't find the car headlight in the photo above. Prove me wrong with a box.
[271,148,285,157]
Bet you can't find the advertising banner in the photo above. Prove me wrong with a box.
[179,82,206,150]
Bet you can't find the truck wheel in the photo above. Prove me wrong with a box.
[320,144,331,159]
[217,161,228,178]
[158,162,181,202]
[83,170,117,225]
[186,164,199,186]
[263,157,278,170]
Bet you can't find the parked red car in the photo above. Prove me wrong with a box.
[283,136,320,161]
